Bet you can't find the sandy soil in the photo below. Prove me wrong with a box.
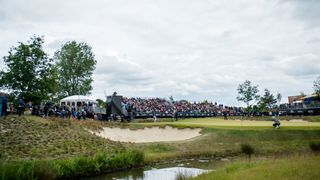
[289,119,307,122]
[90,126,202,143]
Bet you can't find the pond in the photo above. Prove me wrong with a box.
[84,158,231,180]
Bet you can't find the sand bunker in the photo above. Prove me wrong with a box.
[90,126,202,143]
[289,119,307,122]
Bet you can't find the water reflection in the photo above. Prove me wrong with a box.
[84,158,228,180]
[85,167,207,180]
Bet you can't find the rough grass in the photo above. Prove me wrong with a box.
[193,154,320,180]
[0,115,123,160]
[0,115,144,179]
[0,150,144,180]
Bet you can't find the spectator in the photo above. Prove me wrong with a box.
[17,97,25,116]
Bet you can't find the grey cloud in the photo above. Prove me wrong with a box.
[282,54,320,76]
[1,0,319,105]
[94,56,155,86]
[45,38,72,50]
[280,0,320,28]
[307,38,320,44]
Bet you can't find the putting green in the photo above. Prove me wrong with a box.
[145,118,320,128]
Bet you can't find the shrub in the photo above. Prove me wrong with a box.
[310,142,320,152]
[241,143,254,161]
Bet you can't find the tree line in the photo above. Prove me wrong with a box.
[237,77,320,115]
[0,36,97,105]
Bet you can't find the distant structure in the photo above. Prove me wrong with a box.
[280,94,320,115]
[288,95,302,105]
[60,95,98,111]
[106,92,127,119]
[288,94,319,107]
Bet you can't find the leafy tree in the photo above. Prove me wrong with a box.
[258,89,282,113]
[260,89,276,109]
[236,80,260,115]
[276,93,282,104]
[54,41,97,98]
[314,76,320,97]
[96,99,106,108]
[0,36,56,104]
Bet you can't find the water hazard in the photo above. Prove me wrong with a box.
[84,158,230,180]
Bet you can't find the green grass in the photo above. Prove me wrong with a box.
[0,150,144,180]
[126,117,320,162]
[135,117,320,129]
[226,115,320,122]
[193,155,320,180]
[2,115,320,179]
[0,115,123,160]
[0,115,144,179]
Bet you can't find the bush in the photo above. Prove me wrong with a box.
[241,143,254,160]
[310,142,320,152]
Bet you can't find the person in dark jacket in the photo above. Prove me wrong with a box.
[17,97,25,116]
[2,97,7,116]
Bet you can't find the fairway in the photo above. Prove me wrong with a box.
[139,117,320,128]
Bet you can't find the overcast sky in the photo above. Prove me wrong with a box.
[0,0,319,106]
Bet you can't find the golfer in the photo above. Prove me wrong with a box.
[272,116,281,129]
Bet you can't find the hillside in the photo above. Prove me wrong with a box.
[0,115,122,160]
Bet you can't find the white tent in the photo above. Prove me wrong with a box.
[60,95,97,110]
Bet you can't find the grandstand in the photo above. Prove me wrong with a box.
[106,95,243,119]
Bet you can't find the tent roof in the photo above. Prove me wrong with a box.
[60,95,97,103]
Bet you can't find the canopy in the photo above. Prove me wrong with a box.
[60,95,97,104]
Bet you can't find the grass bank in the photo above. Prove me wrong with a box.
[0,115,122,160]
[0,115,144,179]
[194,154,320,180]
[0,150,144,180]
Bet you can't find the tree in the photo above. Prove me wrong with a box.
[276,93,282,104]
[258,89,282,113]
[236,80,260,115]
[260,89,276,109]
[314,76,320,97]
[0,36,56,104]
[96,98,106,108]
[54,41,97,98]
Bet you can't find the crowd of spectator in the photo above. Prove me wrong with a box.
[122,97,242,115]
[31,102,96,120]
